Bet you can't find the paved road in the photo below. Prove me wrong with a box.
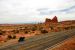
[0,29,75,50]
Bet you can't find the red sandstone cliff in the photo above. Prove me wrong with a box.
[52,16,58,23]
[45,16,58,24]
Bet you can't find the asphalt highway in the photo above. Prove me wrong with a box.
[0,29,75,50]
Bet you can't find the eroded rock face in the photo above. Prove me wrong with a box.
[45,16,58,24]
[45,18,51,24]
[52,16,58,23]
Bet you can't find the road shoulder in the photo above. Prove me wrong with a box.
[48,36,75,50]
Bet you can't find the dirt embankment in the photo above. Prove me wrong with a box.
[50,36,75,50]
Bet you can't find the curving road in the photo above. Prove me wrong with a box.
[0,29,75,50]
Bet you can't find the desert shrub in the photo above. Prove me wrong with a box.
[12,30,19,34]
[31,27,37,31]
[41,30,48,34]
[24,31,28,34]
[12,35,16,39]
[39,27,43,30]
[24,27,29,30]
[7,35,12,40]
[0,30,5,35]
[64,27,69,30]
[0,32,3,35]
[2,31,6,33]
[50,26,54,30]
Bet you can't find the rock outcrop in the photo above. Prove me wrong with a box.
[52,16,58,23]
[45,18,51,24]
[45,16,58,24]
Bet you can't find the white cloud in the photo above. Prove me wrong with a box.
[0,0,75,23]
[38,5,75,15]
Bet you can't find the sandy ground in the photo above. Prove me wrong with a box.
[0,33,40,47]
[49,36,75,50]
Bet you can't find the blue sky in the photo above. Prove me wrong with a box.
[0,0,75,23]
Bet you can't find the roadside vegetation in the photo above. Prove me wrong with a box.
[0,20,75,43]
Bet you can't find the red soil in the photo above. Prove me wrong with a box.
[51,36,75,50]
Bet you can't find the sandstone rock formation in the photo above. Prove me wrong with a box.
[45,16,58,24]
[52,16,58,23]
